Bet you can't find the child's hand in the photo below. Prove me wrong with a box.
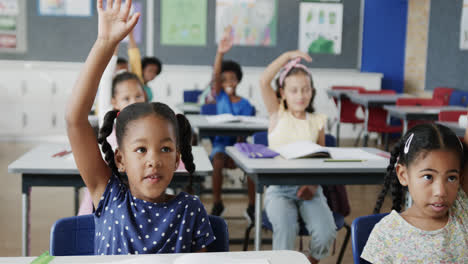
[97,0,140,45]
[218,26,234,54]
[297,185,318,200]
[285,50,313,63]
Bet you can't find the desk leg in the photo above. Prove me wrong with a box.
[403,120,408,135]
[336,98,341,146]
[22,187,30,256]
[254,191,262,251]
[363,107,369,147]
[74,187,80,215]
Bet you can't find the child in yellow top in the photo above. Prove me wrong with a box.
[362,123,468,263]
[259,51,336,263]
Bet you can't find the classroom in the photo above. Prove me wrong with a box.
[0,0,467,263]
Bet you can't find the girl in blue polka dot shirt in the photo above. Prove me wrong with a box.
[65,0,215,255]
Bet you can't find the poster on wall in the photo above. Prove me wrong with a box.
[161,0,207,46]
[460,0,468,50]
[215,0,277,47]
[0,0,24,52]
[298,2,343,55]
[38,0,92,17]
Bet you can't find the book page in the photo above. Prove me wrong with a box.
[205,114,239,124]
[327,148,385,160]
[238,116,269,125]
[275,141,329,159]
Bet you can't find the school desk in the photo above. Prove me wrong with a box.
[383,106,466,134]
[176,102,201,115]
[436,121,466,137]
[326,89,360,146]
[225,146,389,251]
[0,250,309,264]
[348,93,408,147]
[8,143,212,257]
[186,114,268,141]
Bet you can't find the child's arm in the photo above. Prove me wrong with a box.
[463,115,468,193]
[65,0,140,208]
[97,45,119,127]
[128,29,144,84]
[259,50,312,116]
[211,26,233,97]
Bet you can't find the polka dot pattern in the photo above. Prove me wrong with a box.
[94,175,216,255]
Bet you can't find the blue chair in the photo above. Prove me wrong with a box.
[243,133,350,264]
[50,214,229,256]
[449,91,468,107]
[351,213,388,264]
[200,103,217,115]
[183,90,203,103]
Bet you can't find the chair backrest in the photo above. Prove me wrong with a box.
[351,213,388,264]
[332,86,366,92]
[183,90,203,103]
[206,215,229,252]
[50,214,229,256]
[50,214,95,256]
[201,103,217,115]
[432,87,454,105]
[449,91,468,107]
[252,131,268,146]
[438,110,467,122]
[396,97,444,107]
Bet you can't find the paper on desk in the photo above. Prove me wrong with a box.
[328,148,385,160]
[238,116,269,125]
[173,253,270,264]
[459,115,467,128]
[206,114,240,124]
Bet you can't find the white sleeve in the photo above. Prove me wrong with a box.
[97,55,117,127]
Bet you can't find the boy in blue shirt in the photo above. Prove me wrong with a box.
[210,27,255,220]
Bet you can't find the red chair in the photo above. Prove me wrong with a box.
[358,90,402,150]
[396,98,445,107]
[433,87,455,106]
[438,111,467,122]
[396,98,445,129]
[331,86,366,146]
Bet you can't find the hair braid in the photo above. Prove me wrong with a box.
[176,114,196,194]
[373,140,403,214]
[97,110,121,179]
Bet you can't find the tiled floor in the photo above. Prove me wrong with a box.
[0,139,392,263]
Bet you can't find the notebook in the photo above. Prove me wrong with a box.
[206,114,268,125]
[274,141,330,159]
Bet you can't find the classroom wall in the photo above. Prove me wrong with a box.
[0,60,382,141]
[425,0,468,91]
[361,0,408,93]
[404,0,430,94]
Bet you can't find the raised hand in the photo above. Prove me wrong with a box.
[97,0,140,45]
[218,26,234,54]
[286,50,313,63]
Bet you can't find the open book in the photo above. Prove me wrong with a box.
[206,114,268,125]
[275,141,331,159]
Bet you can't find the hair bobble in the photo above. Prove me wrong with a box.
[404,133,414,154]
[279,58,311,86]
[116,111,120,117]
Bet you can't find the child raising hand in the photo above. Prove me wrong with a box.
[66,0,215,255]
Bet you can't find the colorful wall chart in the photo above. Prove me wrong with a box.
[161,0,207,46]
[0,0,19,50]
[38,0,92,17]
[299,2,343,55]
[460,0,468,50]
[215,0,277,47]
